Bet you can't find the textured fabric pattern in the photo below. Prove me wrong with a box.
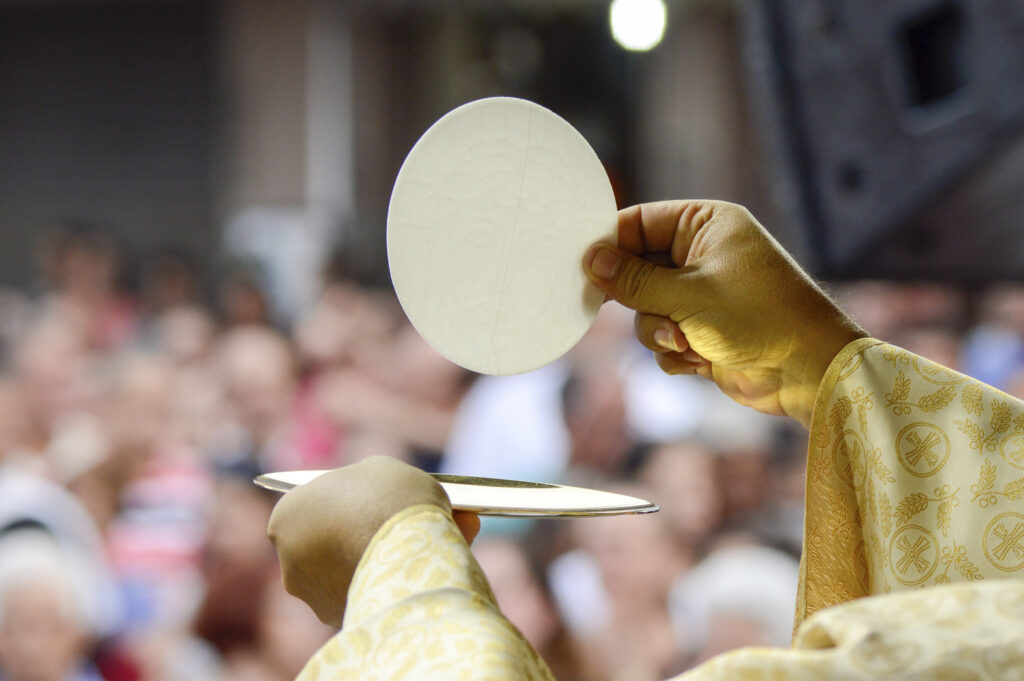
[295,504,554,681]
[799,339,1024,624]
[685,580,1024,680]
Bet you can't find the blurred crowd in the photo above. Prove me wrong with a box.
[1,221,1023,681]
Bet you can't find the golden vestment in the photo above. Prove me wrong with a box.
[298,339,1024,680]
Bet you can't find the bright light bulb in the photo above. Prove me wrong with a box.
[609,0,667,52]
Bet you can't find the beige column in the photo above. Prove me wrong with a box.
[218,0,354,321]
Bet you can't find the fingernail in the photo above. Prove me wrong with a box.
[654,328,676,352]
[587,246,621,280]
[682,349,702,363]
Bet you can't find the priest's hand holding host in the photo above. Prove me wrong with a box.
[581,200,866,428]
[270,199,848,625]
[266,200,1024,680]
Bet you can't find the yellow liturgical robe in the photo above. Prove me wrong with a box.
[297,339,1024,680]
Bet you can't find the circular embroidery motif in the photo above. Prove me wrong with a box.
[889,524,939,586]
[1000,433,1024,472]
[895,423,951,478]
[912,355,968,385]
[831,430,860,487]
[984,512,1024,572]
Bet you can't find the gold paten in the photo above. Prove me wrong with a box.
[255,470,659,518]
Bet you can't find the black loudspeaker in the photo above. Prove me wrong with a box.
[744,0,1024,281]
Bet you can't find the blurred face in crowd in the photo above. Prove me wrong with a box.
[378,325,468,407]
[294,284,364,368]
[50,239,119,302]
[106,355,175,457]
[565,368,630,475]
[219,277,270,327]
[834,281,906,339]
[0,576,87,681]
[641,442,723,549]
[140,253,198,312]
[981,284,1024,332]
[569,303,634,367]
[257,577,335,679]
[194,480,279,658]
[473,538,559,651]
[342,428,411,465]
[218,327,296,439]
[719,448,770,520]
[196,480,332,679]
[0,381,33,458]
[574,495,687,614]
[697,613,773,663]
[13,320,91,432]
[894,326,962,371]
[205,479,276,571]
[153,305,214,365]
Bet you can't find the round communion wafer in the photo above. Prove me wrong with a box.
[387,97,617,375]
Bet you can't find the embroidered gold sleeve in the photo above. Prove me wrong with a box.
[799,338,1024,624]
[671,339,1024,680]
[296,504,555,681]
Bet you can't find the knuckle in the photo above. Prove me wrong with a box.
[655,352,677,374]
[266,498,293,544]
[266,515,281,545]
[620,261,651,304]
[633,312,651,339]
[637,332,661,354]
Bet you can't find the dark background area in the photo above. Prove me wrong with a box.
[1,0,1021,291]
[0,1,217,287]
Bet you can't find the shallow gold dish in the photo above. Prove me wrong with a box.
[255,470,659,518]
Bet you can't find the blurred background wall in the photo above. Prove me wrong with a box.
[3,0,1023,309]
[0,1,218,287]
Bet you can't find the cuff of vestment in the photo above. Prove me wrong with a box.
[345,503,455,624]
[808,337,884,437]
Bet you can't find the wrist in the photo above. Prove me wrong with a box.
[782,318,867,428]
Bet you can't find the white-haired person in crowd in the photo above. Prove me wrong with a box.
[0,471,124,681]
